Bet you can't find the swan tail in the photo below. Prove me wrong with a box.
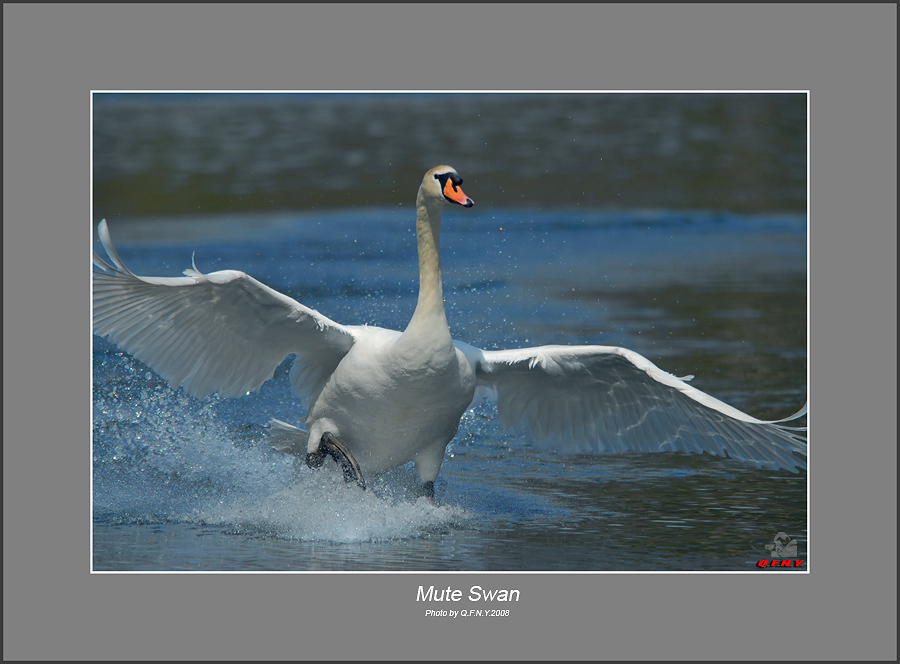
[267,418,308,455]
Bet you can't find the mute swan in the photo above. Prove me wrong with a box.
[93,165,807,499]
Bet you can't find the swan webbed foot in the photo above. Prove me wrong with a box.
[320,432,366,490]
[305,450,326,468]
[421,480,435,503]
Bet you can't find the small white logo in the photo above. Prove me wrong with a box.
[765,532,798,558]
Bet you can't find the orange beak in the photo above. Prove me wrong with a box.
[443,178,474,207]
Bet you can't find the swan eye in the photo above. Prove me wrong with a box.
[434,172,462,192]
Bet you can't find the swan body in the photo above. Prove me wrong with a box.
[93,165,807,496]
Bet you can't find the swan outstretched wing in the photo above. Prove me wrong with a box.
[464,344,807,472]
[92,220,356,402]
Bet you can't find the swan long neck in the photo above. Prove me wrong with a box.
[406,193,449,335]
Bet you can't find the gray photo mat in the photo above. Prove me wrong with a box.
[4,3,897,661]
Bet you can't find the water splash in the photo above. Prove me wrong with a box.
[190,473,473,543]
[93,354,473,542]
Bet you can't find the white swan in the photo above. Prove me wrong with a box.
[93,165,807,498]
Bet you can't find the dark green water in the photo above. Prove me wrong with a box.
[93,92,806,217]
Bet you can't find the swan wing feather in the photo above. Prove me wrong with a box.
[466,343,807,472]
[92,220,356,402]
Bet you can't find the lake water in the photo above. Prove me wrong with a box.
[92,209,807,571]
[91,92,807,571]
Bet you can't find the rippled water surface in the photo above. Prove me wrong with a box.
[92,93,807,571]
[92,210,807,571]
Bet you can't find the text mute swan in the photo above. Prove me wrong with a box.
[93,165,807,499]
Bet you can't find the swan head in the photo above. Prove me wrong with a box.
[420,165,474,208]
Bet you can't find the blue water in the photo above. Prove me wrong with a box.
[92,208,807,571]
